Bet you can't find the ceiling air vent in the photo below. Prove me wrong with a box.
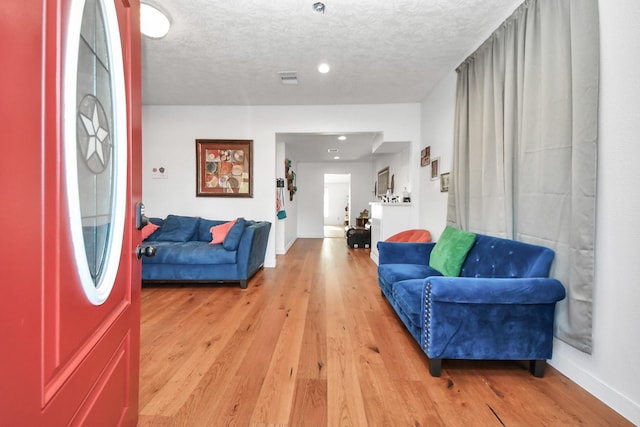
[278,71,298,85]
[327,148,339,153]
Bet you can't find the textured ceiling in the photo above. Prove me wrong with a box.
[141,0,522,161]
[141,0,523,106]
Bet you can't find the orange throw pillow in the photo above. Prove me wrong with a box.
[210,220,237,244]
[141,223,160,240]
[386,229,432,243]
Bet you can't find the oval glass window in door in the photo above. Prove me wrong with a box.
[64,0,127,305]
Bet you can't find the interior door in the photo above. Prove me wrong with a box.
[0,0,142,425]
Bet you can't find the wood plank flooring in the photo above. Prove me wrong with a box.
[139,238,631,426]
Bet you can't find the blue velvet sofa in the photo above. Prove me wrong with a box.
[141,215,271,289]
[377,229,566,377]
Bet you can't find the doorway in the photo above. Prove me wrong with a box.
[324,173,351,238]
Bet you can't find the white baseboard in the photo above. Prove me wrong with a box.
[550,340,639,425]
[370,252,379,265]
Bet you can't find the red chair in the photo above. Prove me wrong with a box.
[386,229,431,243]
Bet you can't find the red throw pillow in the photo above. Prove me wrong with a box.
[210,220,236,244]
[141,223,160,240]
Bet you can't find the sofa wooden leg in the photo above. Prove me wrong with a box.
[239,280,248,289]
[429,358,442,377]
[530,359,546,377]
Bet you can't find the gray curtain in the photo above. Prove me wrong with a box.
[447,0,599,353]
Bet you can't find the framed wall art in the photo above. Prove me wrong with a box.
[431,157,440,180]
[440,172,450,192]
[196,139,253,197]
[420,146,431,167]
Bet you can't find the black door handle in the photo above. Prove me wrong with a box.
[136,245,157,259]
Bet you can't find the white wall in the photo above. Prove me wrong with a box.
[324,182,349,226]
[274,141,291,253]
[418,73,457,242]
[282,155,298,252]
[373,146,413,202]
[415,2,640,423]
[142,103,421,266]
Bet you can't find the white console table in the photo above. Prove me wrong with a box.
[369,202,412,264]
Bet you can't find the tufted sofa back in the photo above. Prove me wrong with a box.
[459,234,555,279]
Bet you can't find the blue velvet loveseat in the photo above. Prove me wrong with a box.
[377,226,566,377]
[141,215,271,289]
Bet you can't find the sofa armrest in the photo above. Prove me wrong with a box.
[426,277,566,305]
[422,277,566,362]
[377,241,435,265]
[236,221,271,279]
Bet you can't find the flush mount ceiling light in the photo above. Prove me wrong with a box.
[318,63,330,74]
[338,135,347,141]
[313,2,325,14]
[140,3,171,38]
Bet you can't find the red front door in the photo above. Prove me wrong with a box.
[0,0,142,425]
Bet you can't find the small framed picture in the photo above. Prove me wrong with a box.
[440,172,450,192]
[420,146,431,167]
[377,166,390,197]
[431,157,440,180]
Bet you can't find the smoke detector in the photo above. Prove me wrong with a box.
[278,71,298,85]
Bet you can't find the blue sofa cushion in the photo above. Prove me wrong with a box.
[429,226,476,276]
[460,234,555,278]
[143,241,236,265]
[152,215,200,242]
[223,218,247,250]
[148,217,164,226]
[392,279,424,333]
[378,264,441,285]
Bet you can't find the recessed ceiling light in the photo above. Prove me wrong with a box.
[333,156,340,160]
[140,3,171,39]
[338,135,347,141]
[318,63,330,74]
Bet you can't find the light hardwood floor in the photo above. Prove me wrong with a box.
[139,238,631,426]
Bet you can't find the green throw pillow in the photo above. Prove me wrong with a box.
[429,226,476,277]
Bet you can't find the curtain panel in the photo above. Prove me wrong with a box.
[447,0,599,353]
